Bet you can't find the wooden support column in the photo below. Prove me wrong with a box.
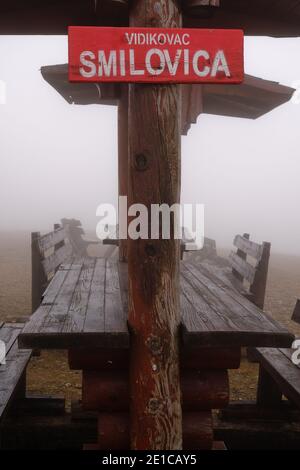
[250,241,271,309]
[118,85,129,262]
[128,0,182,450]
[31,232,47,312]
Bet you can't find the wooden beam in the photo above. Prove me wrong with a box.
[31,232,48,312]
[128,0,182,450]
[118,86,128,262]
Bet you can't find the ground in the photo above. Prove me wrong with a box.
[1,231,300,406]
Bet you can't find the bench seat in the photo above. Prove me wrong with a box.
[251,346,300,408]
[0,323,32,421]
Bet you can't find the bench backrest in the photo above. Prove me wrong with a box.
[229,233,271,309]
[31,224,73,312]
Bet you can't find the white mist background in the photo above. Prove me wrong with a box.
[0,36,300,254]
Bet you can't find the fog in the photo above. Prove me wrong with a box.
[0,36,300,254]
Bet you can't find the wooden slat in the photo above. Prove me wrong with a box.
[41,263,82,333]
[233,235,263,260]
[181,262,293,348]
[42,267,70,304]
[105,260,127,334]
[200,261,250,297]
[0,323,24,355]
[253,347,300,408]
[0,337,31,419]
[83,258,106,332]
[19,262,83,345]
[62,258,96,333]
[228,251,256,284]
[42,243,73,276]
[38,228,66,253]
[195,262,286,333]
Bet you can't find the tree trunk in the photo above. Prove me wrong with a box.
[128,0,182,450]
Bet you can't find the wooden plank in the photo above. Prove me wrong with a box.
[118,85,128,262]
[20,261,83,347]
[105,260,127,334]
[41,263,82,333]
[200,261,251,297]
[228,251,256,284]
[42,267,70,304]
[220,401,300,422]
[197,263,272,324]
[194,261,290,335]
[214,415,300,450]
[257,365,282,407]
[0,342,31,419]
[62,258,96,333]
[31,231,48,312]
[42,243,73,276]
[279,347,300,369]
[0,324,24,356]
[253,348,300,408]
[38,228,66,253]
[181,261,294,348]
[233,235,263,260]
[83,258,106,332]
[233,233,249,283]
[69,346,241,371]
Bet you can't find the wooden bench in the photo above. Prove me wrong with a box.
[20,224,293,450]
[0,323,32,426]
[216,301,300,449]
[201,233,271,310]
[31,219,100,312]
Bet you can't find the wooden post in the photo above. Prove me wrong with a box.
[31,232,47,312]
[250,241,271,310]
[128,0,182,450]
[257,365,282,407]
[118,85,129,262]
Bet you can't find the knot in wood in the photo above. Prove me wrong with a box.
[148,398,162,414]
[146,335,163,355]
[145,243,156,257]
[134,153,148,171]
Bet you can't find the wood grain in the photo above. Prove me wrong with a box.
[128,0,182,451]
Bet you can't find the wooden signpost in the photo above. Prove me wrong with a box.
[68,0,244,451]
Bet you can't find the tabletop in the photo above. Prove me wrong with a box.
[18,257,294,350]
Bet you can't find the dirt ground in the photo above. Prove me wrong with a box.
[1,231,300,406]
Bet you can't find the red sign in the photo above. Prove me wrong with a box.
[68,27,244,84]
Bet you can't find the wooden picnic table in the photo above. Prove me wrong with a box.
[18,257,293,351]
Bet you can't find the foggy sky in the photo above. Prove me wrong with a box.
[0,36,300,254]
